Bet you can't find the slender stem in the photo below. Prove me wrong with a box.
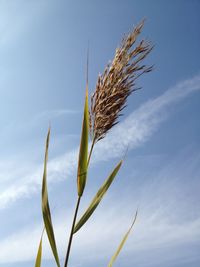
[64,196,81,267]
[87,137,95,167]
[64,139,95,267]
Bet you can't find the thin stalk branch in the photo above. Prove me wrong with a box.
[87,137,95,167]
[63,196,81,267]
[64,137,95,267]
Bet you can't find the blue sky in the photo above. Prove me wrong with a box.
[0,0,200,266]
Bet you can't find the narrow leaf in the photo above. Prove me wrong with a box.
[42,128,60,267]
[74,160,122,233]
[107,211,138,267]
[34,229,44,267]
[77,86,89,196]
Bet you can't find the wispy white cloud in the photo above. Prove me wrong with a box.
[92,73,200,161]
[0,208,199,264]
[0,74,200,209]
[1,214,199,264]
[0,154,199,265]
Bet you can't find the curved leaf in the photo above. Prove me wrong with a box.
[107,211,138,267]
[77,86,89,196]
[34,229,44,267]
[42,128,60,267]
[74,160,122,233]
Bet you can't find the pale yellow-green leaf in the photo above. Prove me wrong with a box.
[77,86,89,196]
[42,128,60,267]
[34,229,44,267]
[74,160,122,233]
[107,211,138,267]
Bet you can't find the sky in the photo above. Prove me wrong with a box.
[0,0,200,267]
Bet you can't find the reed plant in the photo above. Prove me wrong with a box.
[35,20,153,267]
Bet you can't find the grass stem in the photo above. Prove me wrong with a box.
[64,138,95,267]
[63,196,81,267]
[87,138,95,167]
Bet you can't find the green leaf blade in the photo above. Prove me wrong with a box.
[77,86,89,196]
[34,231,43,267]
[74,160,122,233]
[107,211,138,267]
[42,128,60,267]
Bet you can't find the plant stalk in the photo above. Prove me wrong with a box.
[64,196,81,267]
[63,139,95,267]
[87,137,95,167]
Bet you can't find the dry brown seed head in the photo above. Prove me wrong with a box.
[90,20,153,143]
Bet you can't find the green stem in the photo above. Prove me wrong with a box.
[63,196,81,267]
[87,137,95,167]
[63,138,95,267]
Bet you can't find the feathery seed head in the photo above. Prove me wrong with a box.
[90,20,153,143]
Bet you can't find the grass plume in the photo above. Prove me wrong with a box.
[90,20,153,143]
